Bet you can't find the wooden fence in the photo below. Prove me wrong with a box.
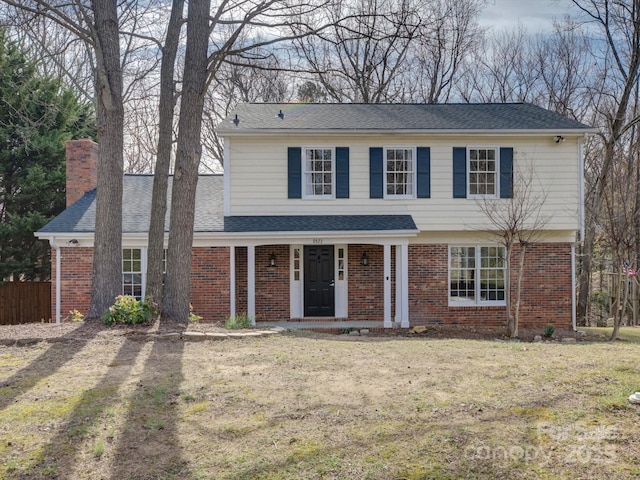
[0,282,51,325]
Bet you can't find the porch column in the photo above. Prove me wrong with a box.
[384,244,392,328]
[401,243,410,328]
[395,245,402,324]
[247,245,256,325]
[229,246,236,318]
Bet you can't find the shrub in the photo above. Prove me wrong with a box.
[69,309,84,323]
[225,312,253,329]
[543,324,555,338]
[188,304,202,323]
[102,295,156,326]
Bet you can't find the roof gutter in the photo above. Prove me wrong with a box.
[216,128,599,137]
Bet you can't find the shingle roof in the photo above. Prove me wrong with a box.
[217,102,594,133]
[224,215,417,232]
[38,175,224,234]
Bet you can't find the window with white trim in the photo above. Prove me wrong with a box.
[123,248,143,299]
[468,147,497,197]
[385,147,415,197]
[303,147,334,198]
[449,246,506,305]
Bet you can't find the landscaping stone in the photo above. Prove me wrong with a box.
[533,335,542,342]
[411,326,428,334]
[561,337,576,343]
[360,329,370,335]
[182,332,208,342]
[349,330,360,336]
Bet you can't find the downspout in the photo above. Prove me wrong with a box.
[572,243,577,331]
[51,237,61,324]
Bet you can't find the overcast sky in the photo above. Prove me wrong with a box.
[478,0,576,33]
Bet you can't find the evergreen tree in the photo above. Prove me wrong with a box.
[0,29,95,282]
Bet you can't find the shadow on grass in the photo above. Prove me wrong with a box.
[110,339,191,479]
[18,336,148,479]
[0,321,106,412]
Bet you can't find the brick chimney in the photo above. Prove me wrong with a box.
[66,138,98,207]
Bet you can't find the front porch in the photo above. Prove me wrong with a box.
[229,242,411,329]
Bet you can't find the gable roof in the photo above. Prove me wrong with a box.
[38,174,224,234]
[216,102,594,134]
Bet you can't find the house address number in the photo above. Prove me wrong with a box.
[312,238,323,244]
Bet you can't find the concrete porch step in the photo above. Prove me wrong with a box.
[259,320,385,330]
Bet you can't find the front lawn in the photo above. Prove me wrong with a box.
[1,330,639,479]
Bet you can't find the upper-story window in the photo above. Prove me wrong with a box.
[385,147,415,198]
[303,147,334,198]
[453,146,512,200]
[468,147,497,198]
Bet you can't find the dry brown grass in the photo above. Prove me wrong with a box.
[1,327,639,479]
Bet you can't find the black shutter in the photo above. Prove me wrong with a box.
[416,147,431,198]
[335,147,349,198]
[288,147,302,199]
[453,147,467,198]
[370,147,383,198]
[499,147,513,199]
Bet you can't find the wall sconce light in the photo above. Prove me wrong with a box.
[233,114,240,126]
[269,253,276,267]
[554,135,565,143]
[361,252,369,266]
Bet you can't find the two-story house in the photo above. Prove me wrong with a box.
[38,103,595,330]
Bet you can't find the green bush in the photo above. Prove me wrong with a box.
[225,312,253,329]
[102,295,156,326]
[543,324,555,338]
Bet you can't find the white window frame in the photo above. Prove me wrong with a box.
[384,146,416,199]
[467,146,499,199]
[122,248,145,300]
[448,245,506,306]
[302,146,335,199]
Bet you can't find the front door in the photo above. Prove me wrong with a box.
[304,245,335,317]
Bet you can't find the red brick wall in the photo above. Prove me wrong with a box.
[66,139,98,207]
[190,247,230,322]
[235,247,247,314]
[408,243,572,329]
[51,247,93,321]
[255,245,289,321]
[348,244,384,321]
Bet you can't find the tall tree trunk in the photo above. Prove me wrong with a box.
[505,242,516,338]
[87,0,124,319]
[163,0,210,322]
[146,0,184,307]
[577,223,594,325]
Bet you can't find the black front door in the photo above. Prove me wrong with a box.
[304,245,335,317]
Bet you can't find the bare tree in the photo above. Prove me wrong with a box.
[162,0,329,322]
[572,0,640,326]
[145,0,184,307]
[476,164,549,338]
[292,0,424,103]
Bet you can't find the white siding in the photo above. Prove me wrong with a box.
[226,134,581,233]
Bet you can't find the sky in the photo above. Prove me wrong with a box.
[478,0,576,33]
